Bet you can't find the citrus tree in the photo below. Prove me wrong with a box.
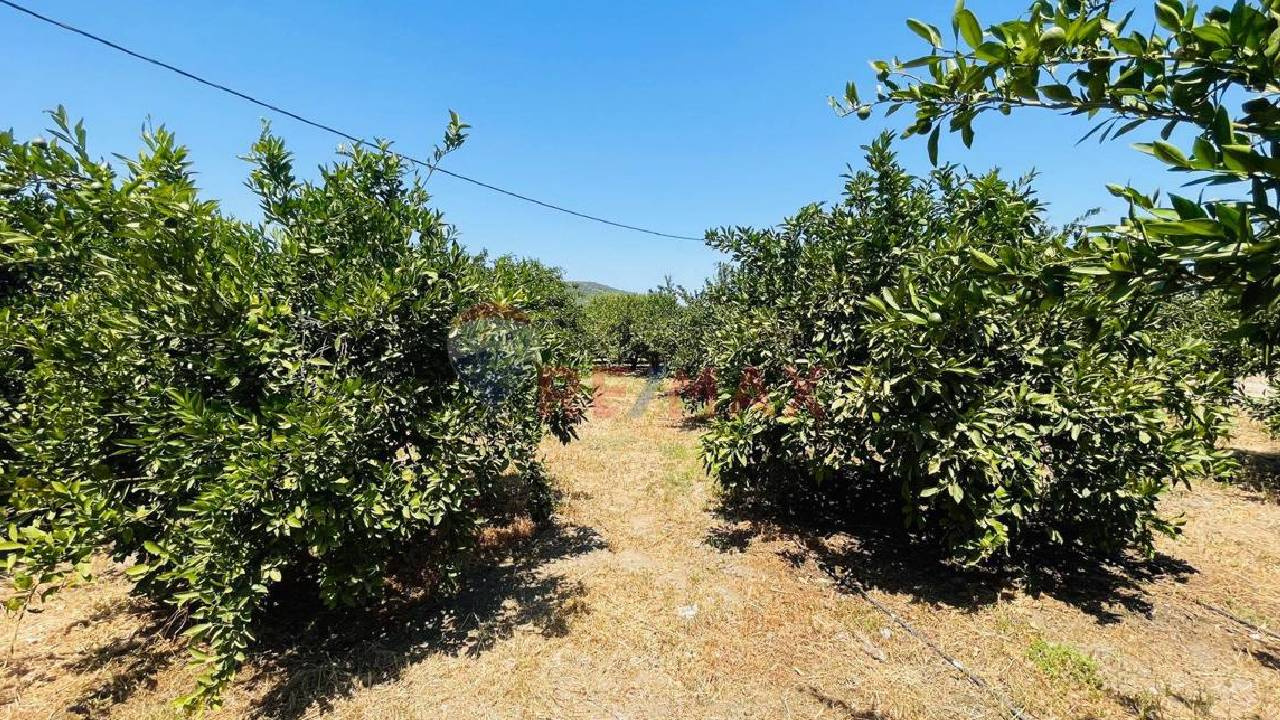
[699,135,1233,561]
[481,254,591,356]
[0,111,588,709]
[583,289,684,369]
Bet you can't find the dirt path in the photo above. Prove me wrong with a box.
[303,373,973,720]
[3,374,1279,719]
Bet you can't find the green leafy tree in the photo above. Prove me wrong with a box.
[0,112,587,709]
[699,136,1233,561]
[480,255,590,356]
[838,0,1280,352]
[666,271,733,378]
[583,289,684,369]
[1148,288,1265,375]
[471,255,595,445]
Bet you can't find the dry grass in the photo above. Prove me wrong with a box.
[3,375,1279,719]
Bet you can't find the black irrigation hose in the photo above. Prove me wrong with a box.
[1191,598,1280,645]
[829,562,1277,720]
[829,570,1036,720]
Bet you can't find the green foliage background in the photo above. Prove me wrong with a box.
[583,288,684,368]
[839,0,1280,417]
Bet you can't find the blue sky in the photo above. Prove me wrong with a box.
[3,1,1179,292]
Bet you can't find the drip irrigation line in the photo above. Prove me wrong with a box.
[1193,598,1280,643]
[1066,562,1280,647]
[828,569,1036,720]
[0,0,706,242]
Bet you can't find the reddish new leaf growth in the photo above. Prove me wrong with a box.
[676,367,718,408]
[731,366,768,415]
[783,365,824,420]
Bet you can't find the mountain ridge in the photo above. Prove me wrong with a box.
[569,281,630,299]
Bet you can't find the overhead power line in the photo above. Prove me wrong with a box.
[0,0,705,242]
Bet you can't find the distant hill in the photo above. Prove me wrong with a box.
[569,281,630,299]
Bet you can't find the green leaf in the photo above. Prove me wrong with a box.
[928,126,941,166]
[973,42,1008,63]
[1039,84,1075,103]
[1191,136,1217,166]
[1142,218,1227,238]
[1141,141,1190,168]
[955,8,983,49]
[1191,24,1231,47]
[1155,1,1183,32]
[968,248,1001,272]
[844,81,859,106]
[907,18,943,48]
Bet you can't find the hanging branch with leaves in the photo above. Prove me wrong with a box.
[838,0,1280,352]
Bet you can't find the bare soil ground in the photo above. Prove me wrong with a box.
[3,374,1278,719]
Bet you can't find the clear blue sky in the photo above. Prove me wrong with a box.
[3,1,1178,292]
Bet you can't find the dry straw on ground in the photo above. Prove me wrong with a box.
[3,373,1278,719]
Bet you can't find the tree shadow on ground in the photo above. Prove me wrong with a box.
[65,631,180,714]
[0,565,183,714]
[1230,448,1280,503]
[668,412,711,432]
[1251,647,1280,671]
[15,595,186,716]
[704,502,1196,625]
[28,520,606,719]
[247,520,607,719]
